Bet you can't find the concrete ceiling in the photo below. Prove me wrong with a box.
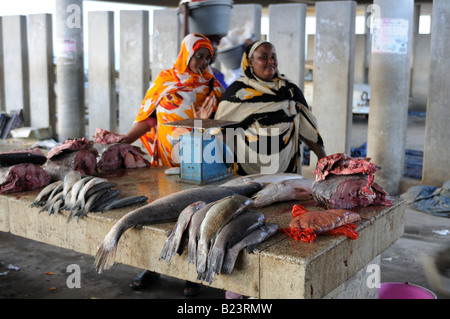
[91,0,433,9]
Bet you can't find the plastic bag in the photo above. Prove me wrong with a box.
[281,205,361,243]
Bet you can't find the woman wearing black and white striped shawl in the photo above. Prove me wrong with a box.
[214,40,326,175]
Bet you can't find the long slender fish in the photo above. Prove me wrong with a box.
[30,180,62,208]
[62,171,82,199]
[251,178,314,208]
[222,223,280,275]
[85,181,117,199]
[203,210,266,284]
[75,177,107,210]
[92,189,121,212]
[221,173,303,187]
[83,188,110,215]
[46,181,64,203]
[41,191,63,215]
[65,176,94,210]
[187,202,216,265]
[196,195,253,278]
[94,183,262,273]
[100,195,149,212]
[159,201,206,262]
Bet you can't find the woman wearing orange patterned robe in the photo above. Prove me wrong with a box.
[121,33,224,167]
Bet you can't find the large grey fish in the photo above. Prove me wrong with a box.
[187,202,216,265]
[203,210,266,284]
[221,173,303,187]
[159,201,206,263]
[196,195,253,278]
[251,178,314,208]
[222,223,280,275]
[94,183,262,273]
[30,180,62,208]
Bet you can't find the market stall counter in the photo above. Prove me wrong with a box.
[0,167,405,299]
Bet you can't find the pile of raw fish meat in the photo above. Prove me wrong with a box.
[0,128,150,194]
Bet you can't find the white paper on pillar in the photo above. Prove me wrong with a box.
[55,37,77,59]
[371,18,409,55]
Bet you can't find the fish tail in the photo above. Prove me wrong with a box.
[204,268,215,285]
[196,242,208,276]
[159,234,173,262]
[222,248,240,275]
[208,247,225,276]
[187,239,197,264]
[94,227,122,274]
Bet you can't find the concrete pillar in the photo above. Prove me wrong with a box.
[363,6,371,84]
[152,8,178,80]
[268,3,306,90]
[422,0,450,186]
[410,34,430,111]
[312,1,356,160]
[87,11,116,138]
[354,34,367,84]
[367,0,414,195]
[306,34,315,61]
[118,10,149,134]
[2,15,30,125]
[28,14,56,133]
[0,17,5,112]
[55,0,85,141]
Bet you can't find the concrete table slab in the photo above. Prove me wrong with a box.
[0,167,405,298]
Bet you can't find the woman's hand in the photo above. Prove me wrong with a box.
[193,94,216,119]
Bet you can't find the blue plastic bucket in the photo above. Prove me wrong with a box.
[378,282,437,299]
[178,0,233,37]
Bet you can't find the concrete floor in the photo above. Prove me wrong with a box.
[1,114,449,299]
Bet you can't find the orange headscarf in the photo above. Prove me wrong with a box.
[135,33,224,167]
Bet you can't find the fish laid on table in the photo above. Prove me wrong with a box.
[0,148,47,167]
[220,173,303,187]
[62,171,82,199]
[203,210,266,284]
[64,176,95,210]
[94,182,262,273]
[0,163,51,194]
[251,178,314,208]
[187,202,216,265]
[222,223,280,275]
[99,195,148,213]
[93,143,149,171]
[29,180,62,208]
[196,195,253,279]
[30,171,148,219]
[159,201,206,263]
[85,181,117,199]
[40,191,63,216]
[311,174,392,209]
[44,149,98,182]
[75,177,107,210]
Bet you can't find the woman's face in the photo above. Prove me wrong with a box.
[188,47,211,74]
[249,43,278,81]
